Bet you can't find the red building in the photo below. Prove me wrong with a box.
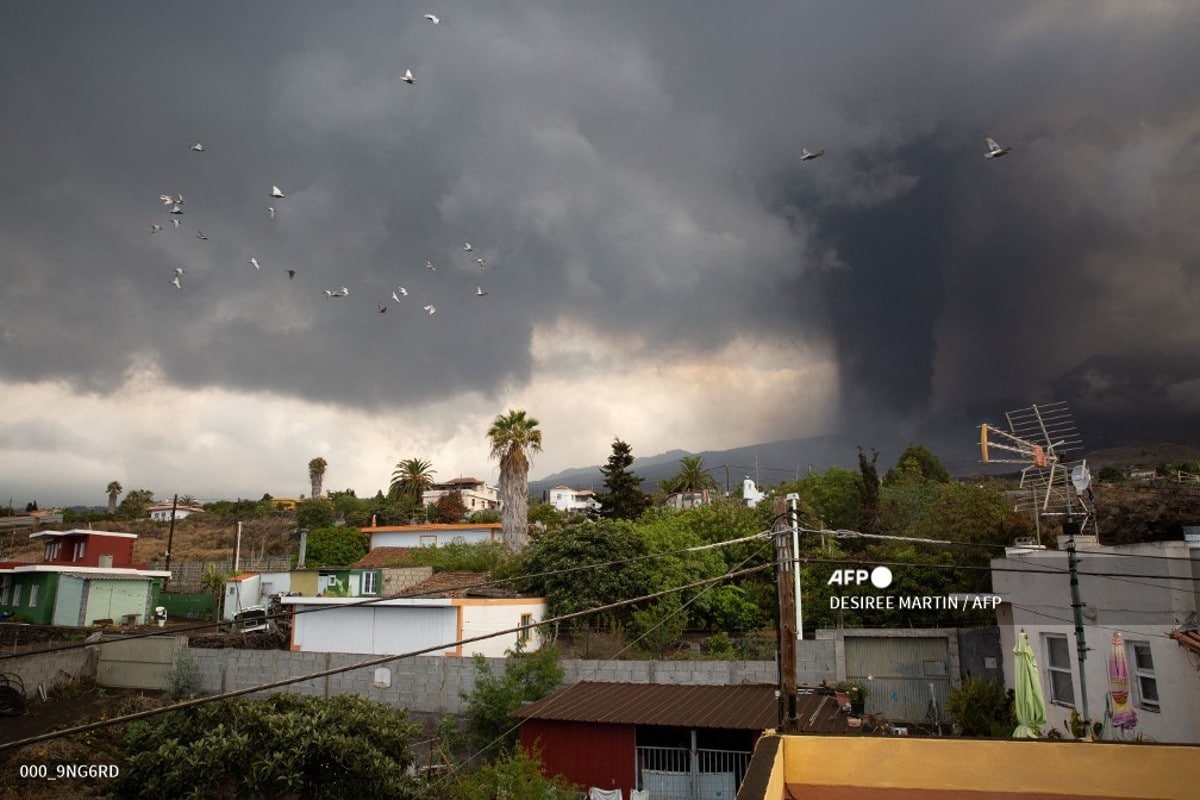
[512,682,855,798]
[28,529,141,569]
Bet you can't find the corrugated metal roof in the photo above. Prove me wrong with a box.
[512,682,856,733]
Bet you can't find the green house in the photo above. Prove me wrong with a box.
[0,567,171,626]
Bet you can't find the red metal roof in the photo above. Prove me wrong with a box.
[512,682,856,733]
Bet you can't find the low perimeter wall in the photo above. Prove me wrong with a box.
[184,649,805,715]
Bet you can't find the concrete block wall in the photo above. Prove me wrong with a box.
[380,567,433,597]
[1,646,97,698]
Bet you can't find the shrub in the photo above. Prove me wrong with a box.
[946,676,1014,737]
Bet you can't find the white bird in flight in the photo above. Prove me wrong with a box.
[476,285,487,296]
[378,304,388,314]
[800,148,825,161]
[171,218,180,229]
[174,267,186,276]
[462,242,473,252]
[425,260,436,271]
[160,193,184,207]
[423,304,437,315]
[191,142,204,152]
[424,13,440,24]
[169,204,184,215]
[402,69,415,85]
[150,224,162,233]
[267,206,276,219]
[270,185,286,198]
[171,275,182,289]
[249,257,261,270]
[324,287,349,299]
[475,258,486,269]
[195,231,208,240]
[984,137,1011,158]
[392,287,408,302]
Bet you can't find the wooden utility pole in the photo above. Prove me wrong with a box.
[163,493,178,591]
[773,499,799,733]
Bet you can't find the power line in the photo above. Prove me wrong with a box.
[0,563,773,753]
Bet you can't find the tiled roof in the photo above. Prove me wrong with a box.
[512,682,857,733]
[403,571,491,598]
[352,547,415,568]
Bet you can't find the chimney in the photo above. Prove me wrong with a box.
[98,554,114,569]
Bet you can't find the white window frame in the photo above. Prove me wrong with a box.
[361,571,378,596]
[518,612,534,645]
[11,584,20,607]
[1044,633,1075,706]
[419,534,437,548]
[1127,640,1159,712]
[74,541,86,561]
[28,584,38,607]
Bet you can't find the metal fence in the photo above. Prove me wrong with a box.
[635,746,751,800]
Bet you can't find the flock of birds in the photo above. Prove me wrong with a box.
[153,11,1016,317]
[154,12,489,318]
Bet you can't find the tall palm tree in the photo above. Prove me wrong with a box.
[106,481,123,514]
[389,458,436,504]
[662,455,718,495]
[487,409,543,552]
[308,457,328,500]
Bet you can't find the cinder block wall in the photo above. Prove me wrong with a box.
[0,646,97,698]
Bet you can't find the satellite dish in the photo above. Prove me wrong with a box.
[1071,463,1092,494]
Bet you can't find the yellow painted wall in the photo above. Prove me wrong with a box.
[290,572,317,596]
[778,736,1198,799]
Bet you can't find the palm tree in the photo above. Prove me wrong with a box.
[389,458,436,504]
[661,455,718,495]
[487,409,543,551]
[106,481,123,514]
[308,457,328,500]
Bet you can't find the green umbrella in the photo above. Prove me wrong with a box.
[1013,630,1047,738]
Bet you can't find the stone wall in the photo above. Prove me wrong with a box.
[0,645,97,698]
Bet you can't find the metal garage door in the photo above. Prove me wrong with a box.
[844,636,950,724]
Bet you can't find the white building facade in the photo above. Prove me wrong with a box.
[547,486,601,515]
[991,535,1200,743]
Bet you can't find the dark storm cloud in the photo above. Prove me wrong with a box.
[2,2,1199,445]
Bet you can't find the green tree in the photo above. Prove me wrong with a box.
[660,455,718,495]
[106,480,123,514]
[521,521,650,629]
[527,502,566,530]
[113,693,421,799]
[200,563,230,621]
[487,409,543,552]
[773,466,863,530]
[461,643,563,754]
[598,438,651,520]
[308,456,328,500]
[858,447,881,534]
[295,498,335,531]
[390,457,436,504]
[884,443,951,486]
[117,488,155,520]
[304,526,369,567]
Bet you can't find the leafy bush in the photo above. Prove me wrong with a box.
[630,594,687,656]
[447,747,579,799]
[112,693,421,799]
[461,643,563,755]
[166,652,201,700]
[408,541,514,573]
[304,526,368,567]
[946,676,1015,737]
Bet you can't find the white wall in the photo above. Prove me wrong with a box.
[223,575,262,620]
[288,601,459,656]
[457,599,547,658]
[83,579,151,625]
[369,528,497,548]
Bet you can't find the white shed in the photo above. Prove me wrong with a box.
[361,523,502,550]
[282,595,547,657]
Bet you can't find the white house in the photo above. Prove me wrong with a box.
[547,486,601,515]
[361,522,502,549]
[742,478,766,507]
[282,595,546,657]
[147,504,205,522]
[421,477,500,513]
[990,534,1200,743]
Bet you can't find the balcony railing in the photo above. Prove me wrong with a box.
[634,745,752,800]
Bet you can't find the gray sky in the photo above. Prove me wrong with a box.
[3,2,1199,506]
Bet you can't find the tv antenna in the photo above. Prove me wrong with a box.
[978,401,1096,539]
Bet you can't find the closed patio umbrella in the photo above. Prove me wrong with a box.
[1013,630,1046,738]
[1108,631,1138,732]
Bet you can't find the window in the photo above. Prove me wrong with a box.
[518,612,534,645]
[1044,634,1075,706]
[419,535,437,548]
[11,585,20,607]
[28,584,38,607]
[1127,641,1159,711]
[362,571,378,595]
[73,541,86,561]
[0,578,10,606]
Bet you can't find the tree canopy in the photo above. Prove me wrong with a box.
[598,438,651,520]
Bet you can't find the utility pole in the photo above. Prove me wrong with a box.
[163,493,178,590]
[787,493,803,640]
[773,499,798,733]
[1065,521,1091,731]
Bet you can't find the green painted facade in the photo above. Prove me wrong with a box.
[0,573,59,624]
